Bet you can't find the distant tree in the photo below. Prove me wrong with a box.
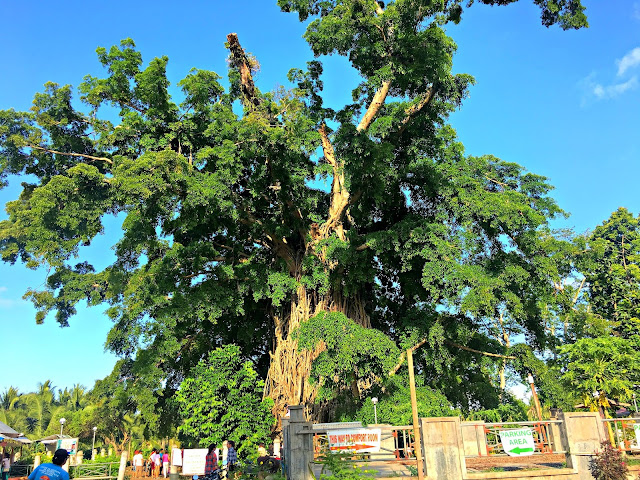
[560,209,640,441]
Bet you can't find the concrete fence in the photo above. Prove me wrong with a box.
[283,409,619,480]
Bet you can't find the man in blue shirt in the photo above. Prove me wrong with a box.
[29,449,70,480]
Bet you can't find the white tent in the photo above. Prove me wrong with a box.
[0,421,32,444]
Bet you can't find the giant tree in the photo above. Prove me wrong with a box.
[0,0,587,423]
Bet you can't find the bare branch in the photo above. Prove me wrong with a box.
[357,80,391,132]
[445,340,516,360]
[485,175,509,188]
[227,33,260,107]
[319,123,337,168]
[388,338,428,376]
[28,145,113,165]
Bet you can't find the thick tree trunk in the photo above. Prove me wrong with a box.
[263,278,370,423]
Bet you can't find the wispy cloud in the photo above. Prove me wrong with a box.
[581,47,640,104]
[617,47,640,76]
[634,2,640,20]
[593,76,639,99]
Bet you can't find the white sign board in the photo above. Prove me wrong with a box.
[499,428,535,457]
[327,428,381,453]
[181,449,208,475]
[634,424,640,448]
[56,438,79,455]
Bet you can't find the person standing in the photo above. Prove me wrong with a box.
[28,449,69,480]
[133,450,144,478]
[153,450,161,478]
[204,444,219,480]
[226,441,237,474]
[2,453,10,480]
[161,450,169,478]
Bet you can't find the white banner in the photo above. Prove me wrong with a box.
[56,438,79,455]
[634,424,640,448]
[327,428,381,453]
[181,449,208,475]
[499,428,535,457]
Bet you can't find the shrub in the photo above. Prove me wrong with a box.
[588,442,628,480]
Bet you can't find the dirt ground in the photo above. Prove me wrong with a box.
[465,453,566,472]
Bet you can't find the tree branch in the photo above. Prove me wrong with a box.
[357,81,391,132]
[396,85,437,135]
[227,33,260,107]
[388,338,515,377]
[388,338,428,376]
[28,145,113,165]
[445,340,516,359]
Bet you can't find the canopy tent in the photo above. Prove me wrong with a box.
[0,421,32,445]
[35,434,70,445]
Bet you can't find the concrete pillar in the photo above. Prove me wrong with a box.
[283,405,314,480]
[101,448,106,457]
[169,464,179,480]
[420,417,466,480]
[117,451,129,480]
[108,448,113,457]
[76,451,84,465]
[33,455,41,468]
[559,411,605,480]
[460,421,487,456]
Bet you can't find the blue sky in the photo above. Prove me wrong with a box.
[0,0,638,395]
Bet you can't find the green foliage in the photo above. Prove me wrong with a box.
[560,336,640,408]
[561,209,640,412]
[316,450,376,480]
[175,345,274,457]
[295,312,401,401]
[0,0,590,429]
[345,379,458,425]
[465,395,528,423]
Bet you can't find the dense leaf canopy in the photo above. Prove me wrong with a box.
[0,0,588,425]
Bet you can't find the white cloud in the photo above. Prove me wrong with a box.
[634,3,640,20]
[0,287,7,293]
[592,76,638,99]
[617,47,640,76]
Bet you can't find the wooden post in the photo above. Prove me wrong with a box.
[527,374,543,421]
[408,348,425,480]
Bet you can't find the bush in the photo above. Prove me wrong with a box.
[588,442,628,480]
[316,450,376,480]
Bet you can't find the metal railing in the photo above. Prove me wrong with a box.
[9,464,34,478]
[602,417,640,453]
[309,425,417,463]
[70,462,119,479]
[469,420,564,457]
